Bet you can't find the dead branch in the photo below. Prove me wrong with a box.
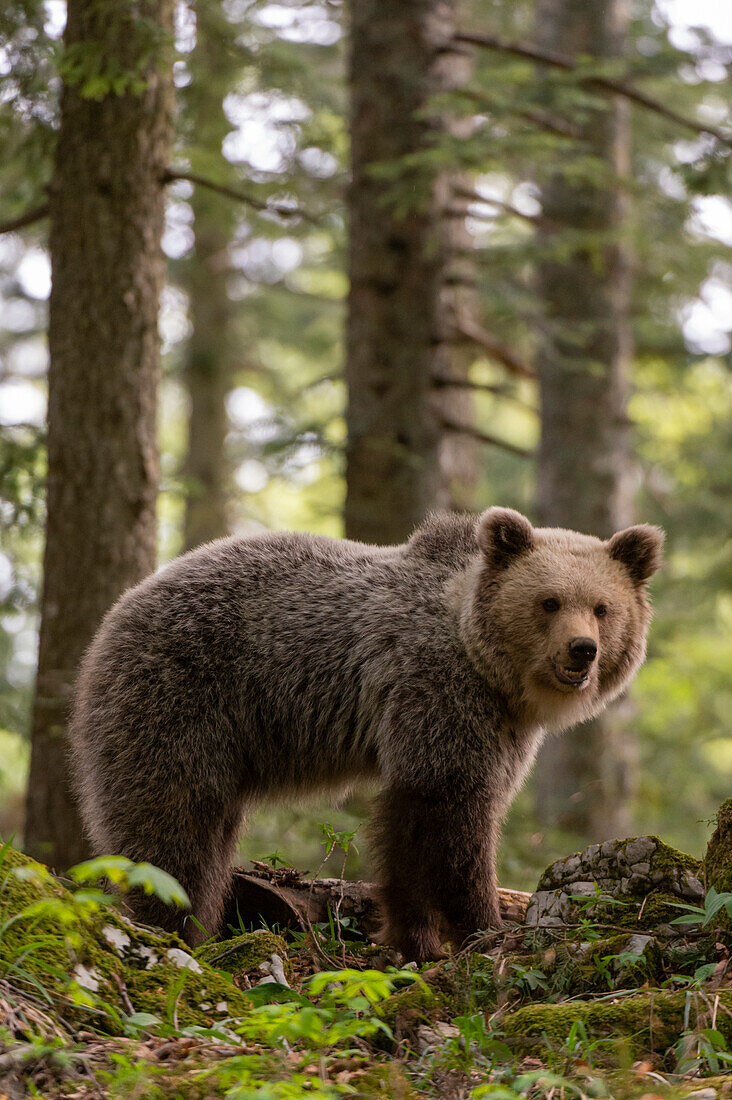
[451,185,544,226]
[515,107,583,140]
[450,317,537,379]
[432,373,538,413]
[455,87,583,140]
[0,203,50,236]
[162,169,320,225]
[453,30,732,149]
[440,417,534,459]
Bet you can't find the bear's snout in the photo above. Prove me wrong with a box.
[568,636,597,665]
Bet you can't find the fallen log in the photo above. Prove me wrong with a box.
[225,864,530,941]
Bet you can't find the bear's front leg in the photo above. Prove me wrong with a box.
[371,781,502,962]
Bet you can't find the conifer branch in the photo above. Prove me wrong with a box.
[453,31,732,148]
[432,373,538,412]
[440,416,533,458]
[450,317,537,379]
[459,88,582,139]
[0,203,50,236]
[162,170,320,224]
[451,186,544,226]
[516,107,583,140]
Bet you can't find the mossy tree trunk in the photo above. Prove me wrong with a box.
[532,0,635,839]
[24,0,174,868]
[344,0,469,544]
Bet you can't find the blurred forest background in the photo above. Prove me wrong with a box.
[0,0,730,891]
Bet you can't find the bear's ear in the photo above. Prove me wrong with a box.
[477,507,535,569]
[607,524,664,586]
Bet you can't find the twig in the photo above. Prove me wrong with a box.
[450,317,537,378]
[454,88,583,139]
[162,169,320,225]
[172,984,184,1032]
[0,203,50,236]
[515,107,583,140]
[452,184,544,226]
[110,971,135,1016]
[440,416,533,459]
[453,30,732,148]
[432,372,538,412]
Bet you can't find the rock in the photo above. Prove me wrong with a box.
[624,934,652,955]
[102,925,131,952]
[568,881,600,897]
[416,1022,459,1053]
[678,871,704,902]
[166,948,203,973]
[624,837,657,864]
[563,855,581,877]
[530,836,703,930]
[258,953,289,987]
[72,964,101,992]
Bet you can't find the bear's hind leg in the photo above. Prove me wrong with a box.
[98,791,246,947]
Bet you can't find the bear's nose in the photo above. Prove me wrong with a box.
[568,637,597,664]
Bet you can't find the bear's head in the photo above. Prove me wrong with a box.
[461,507,664,732]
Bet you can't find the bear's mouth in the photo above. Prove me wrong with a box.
[553,662,591,689]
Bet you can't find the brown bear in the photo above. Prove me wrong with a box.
[70,508,663,961]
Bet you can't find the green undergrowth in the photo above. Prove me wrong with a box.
[501,989,732,1058]
[3,836,732,1097]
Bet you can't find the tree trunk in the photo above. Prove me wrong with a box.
[24,0,174,869]
[181,208,232,552]
[181,7,237,553]
[344,0,466,545]
[533,0,635,838]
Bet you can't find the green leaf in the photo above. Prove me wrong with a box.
[241,982,310,1007]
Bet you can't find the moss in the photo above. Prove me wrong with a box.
[650,839,702,877]
[704,800,732,933]
[195,930,289,977]
[355,1063,417,1099]
[0,844,252,1032]
[501,989,732,1060]
[377,980,444,1028]
[634,890,685,930]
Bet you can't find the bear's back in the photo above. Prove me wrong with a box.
[71,513,481,799]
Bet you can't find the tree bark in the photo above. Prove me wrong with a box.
[24,0,174,869]
[181,6,237,553]
[533,0,635,838]
[344,0,467,544]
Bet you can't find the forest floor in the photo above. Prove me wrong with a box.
[2,814,732,1100]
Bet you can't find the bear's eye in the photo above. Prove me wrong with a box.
[595,603,608,619]
[542,597,561,613]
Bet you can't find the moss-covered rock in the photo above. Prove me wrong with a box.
[528,836,703,931]
[0,844,254,1032]
[544,932,663,996]
[377,980,444,1028]
[501,989,732,1061]
[195,929,289,979]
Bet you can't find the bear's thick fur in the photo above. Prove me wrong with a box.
[71,508,663,961]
